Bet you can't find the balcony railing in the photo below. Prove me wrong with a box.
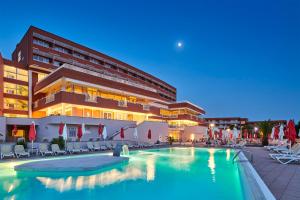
[85,94,97,102]
[118,100,127,107]
[45,94,55,104]
[143,104,150,111]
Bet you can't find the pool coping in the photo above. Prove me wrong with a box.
[237,151,275,200]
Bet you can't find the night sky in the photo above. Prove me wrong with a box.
[0,0,299,121]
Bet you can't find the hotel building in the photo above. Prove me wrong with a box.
[0,26,206,143]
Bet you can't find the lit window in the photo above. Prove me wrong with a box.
[4,98,28,111]
[37,73,47,82]
[3,65,28,82]
[4,82,28,96]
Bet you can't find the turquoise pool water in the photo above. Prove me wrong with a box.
[0,148,250,200]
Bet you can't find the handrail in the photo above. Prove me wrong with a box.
[232,147,253,163]
[107,125,137,140]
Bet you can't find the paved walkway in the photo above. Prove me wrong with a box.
[244,147,300,200]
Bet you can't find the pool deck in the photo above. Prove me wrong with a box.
[14,155,129,172]
[244,147,300,200]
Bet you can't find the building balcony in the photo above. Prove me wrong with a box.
[149,114,206,124]
[33,91,160,115]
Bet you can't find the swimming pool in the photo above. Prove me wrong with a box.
[1,147,256,200]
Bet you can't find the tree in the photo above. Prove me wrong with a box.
[258,120,274,146]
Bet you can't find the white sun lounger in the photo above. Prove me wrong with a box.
[270,144,300,159]
[87,142,95,151]
[74,143,89,153]
[14,145,30,158]
[39,143,53,156]
[92,142,101,151]
[51,144,66,155]
[0,145,15,159]
[66,143,80,154]
[276,153,300,164]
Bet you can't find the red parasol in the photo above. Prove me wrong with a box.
[209,129,213,139]
[287,120,297,144]
[148,129,152,140]
[243,129,248,139]
[120,127,124,139]
[12,125,18,136]
[59,122,64,136]
[98,124,104,136]
[77,124,83,140]
[29,122,36,142]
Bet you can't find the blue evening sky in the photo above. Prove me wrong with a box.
[0,0,299,121]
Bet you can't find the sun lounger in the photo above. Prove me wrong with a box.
[74,143,89,153]
[0,144,15,159]
[87,142,95,151]
[51,144,66,155]
[276,153,300,164]
[93,142,101,151]
[270,144,300,159]
[66,143,80,154]
[14,145,30,158]
[100,145,107,151]
[39,143,53,156]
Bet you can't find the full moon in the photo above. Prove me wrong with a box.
[177,42,183,48]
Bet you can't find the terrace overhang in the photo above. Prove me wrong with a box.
[34,64,171,104]
[168,101,206,115]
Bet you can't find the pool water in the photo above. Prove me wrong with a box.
[0,147,250,200]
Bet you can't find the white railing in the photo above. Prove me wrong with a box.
[143,104,150,111]
[85,94,97,102]
[45,94,55,103]
[118,100,127,107]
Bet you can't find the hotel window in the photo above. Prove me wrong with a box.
[68,127,76,137]
[33,38,50,48]
[4,82,28,96]
[74,85,83,94]
[37,73,47,82]
[104,112,112,119]
[53,61,63,67]
[33,55,50,64]
[90,58,99,64]
[53,45,70,54]
[4,98,28,111]
[73,52,85,60]
[3,65,28,82]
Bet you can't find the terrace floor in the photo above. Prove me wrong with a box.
[244,147,300,200]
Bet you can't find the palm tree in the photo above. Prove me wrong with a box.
[258,120,274,146]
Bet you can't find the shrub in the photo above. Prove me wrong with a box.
[51,136,65,149]
[16,139,27,149]
[167,136,175,145]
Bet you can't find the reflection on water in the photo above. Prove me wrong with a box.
[226,149,231,161]
[37,167,144,192]
[208,148,216,182]
[146,155,156,181]
[168,148,196,170]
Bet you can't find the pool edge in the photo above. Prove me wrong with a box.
[237,151,275,200]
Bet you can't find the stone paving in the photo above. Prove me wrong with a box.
[244,147,300,200]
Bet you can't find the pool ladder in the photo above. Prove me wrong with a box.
[232,148,253,163]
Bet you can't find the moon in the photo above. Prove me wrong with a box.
[177,42,183,48]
